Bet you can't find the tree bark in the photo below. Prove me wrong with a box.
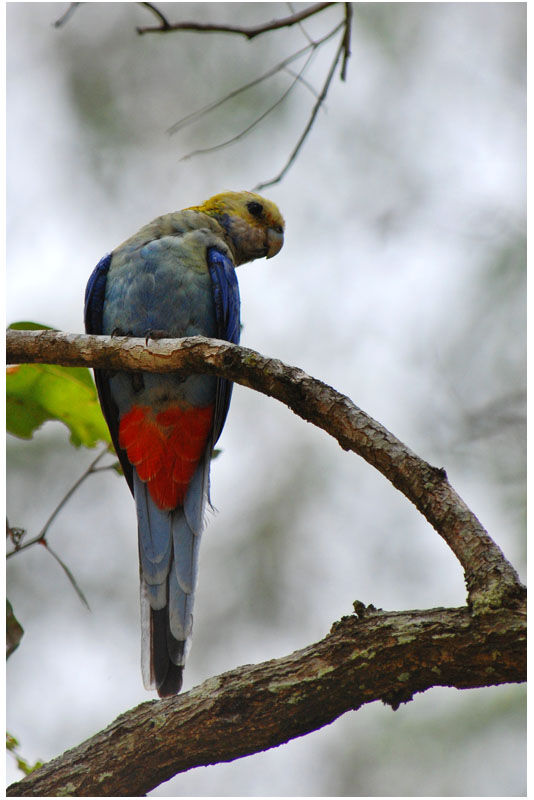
[6,329,525,612]
[6,328,526,796]
[7,604,526,797]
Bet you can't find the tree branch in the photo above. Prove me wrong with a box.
[7,328,526,795]
[136,2,337,38]
[136,2,350,190]
[166,26,341,136]
[7,603,526,797]
[165,13,347,187]
[7,329,525,614]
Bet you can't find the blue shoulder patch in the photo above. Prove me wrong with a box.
[207,247,241,445]
[84,253,112,334]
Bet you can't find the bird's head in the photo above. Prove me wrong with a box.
[191,191,285,266]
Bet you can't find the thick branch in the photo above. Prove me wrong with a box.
[7,604,526,797]
[137,2,336,37]
[7,329,525,613]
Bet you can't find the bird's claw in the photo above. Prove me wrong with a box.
[145,329,170,346]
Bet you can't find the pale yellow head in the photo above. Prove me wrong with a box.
[191,190,285,266]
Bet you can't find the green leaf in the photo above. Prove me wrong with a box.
[6,732,43,775]
[7,363,112,447]
[8,321,56,331]
[6,600,24,658]
[7,321,111,447]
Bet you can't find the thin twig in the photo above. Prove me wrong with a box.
[41,540,90,610]
[254,31,346,191]
[180,49,317,161]
[136,2,336,38]
[6,446,109,559]
[91,463,122,473]
[340,2,353,81]
[282,65,323,100]
[7,446,111,609]
[288,1,315,45]
[167,24,342,136]
[253,2,352,188]
[53,2,82,28]
[139,1,171,30]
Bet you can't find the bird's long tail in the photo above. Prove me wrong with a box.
[134,457,209,697]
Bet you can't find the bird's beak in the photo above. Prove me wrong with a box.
[266,228,284,258]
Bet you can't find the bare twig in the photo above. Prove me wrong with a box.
[53,2,82,28]
[41,540,90,610]
[254,2,352,185]
[158,2,347,186]
[6,329,526,613]
[282,65,322,100]
[54,2,349,190]
[254,2,352,189]
[169,12,348,184]
[288,0,315,45]
[136,2,336,38]
[167,24,342,136]
[139,1,171,30]
[340,2,353,80]
[7,446,109,559]
[6,446,117,609]
[254,28,346,190]
[167,6,350,187]
[180,49,317,161]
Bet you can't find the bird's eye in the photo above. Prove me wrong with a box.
[247,201,263,218]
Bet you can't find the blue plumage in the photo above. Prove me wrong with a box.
[84,193,284,696]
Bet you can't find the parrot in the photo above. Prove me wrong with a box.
[84,191,284,697]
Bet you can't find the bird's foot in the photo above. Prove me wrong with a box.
[111,327,134,338]
[145,329,171,345]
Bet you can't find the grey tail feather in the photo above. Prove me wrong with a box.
[138,455,210,697]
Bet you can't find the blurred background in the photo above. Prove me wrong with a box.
[6,3,526,795]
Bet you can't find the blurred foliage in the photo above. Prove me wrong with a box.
[6,733,43,776]
[420,227,526,556]
[7,322,111,448]
[321,685,526,796]
[6,600,24,658]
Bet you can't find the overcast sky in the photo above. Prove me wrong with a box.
[7,3,525,795]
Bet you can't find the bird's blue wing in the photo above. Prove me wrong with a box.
[84,253,111,335]
[207,246,241,445]
[84,253,134,493]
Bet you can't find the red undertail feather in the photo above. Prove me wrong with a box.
[119,405,214,510]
